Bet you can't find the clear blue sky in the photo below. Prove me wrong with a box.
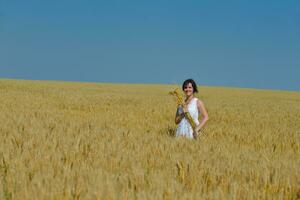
[0,0,299,91]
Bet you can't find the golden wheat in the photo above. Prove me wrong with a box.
[0,79,299,199]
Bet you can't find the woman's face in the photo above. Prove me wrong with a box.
[184,83,194,97]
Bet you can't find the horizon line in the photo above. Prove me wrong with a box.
[1,77,299,93]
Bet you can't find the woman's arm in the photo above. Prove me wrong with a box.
[195,100,209,131]
[175,106,185,124]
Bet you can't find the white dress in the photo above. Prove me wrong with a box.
[176,97,200,139]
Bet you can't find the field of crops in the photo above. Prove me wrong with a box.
[0,79,299,199]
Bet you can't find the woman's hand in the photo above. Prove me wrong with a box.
[175,106,185,124]
[195,125,201,133]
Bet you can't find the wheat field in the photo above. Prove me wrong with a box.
[0,79,299,200]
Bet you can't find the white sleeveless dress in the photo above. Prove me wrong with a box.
[176,97,200,139]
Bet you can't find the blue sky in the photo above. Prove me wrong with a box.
[0,0,299,91]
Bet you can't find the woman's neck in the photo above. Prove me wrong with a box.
[185,95,194,102]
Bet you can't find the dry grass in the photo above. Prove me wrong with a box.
[0,78,299,199]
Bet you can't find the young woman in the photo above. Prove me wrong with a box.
[175,79,209,139]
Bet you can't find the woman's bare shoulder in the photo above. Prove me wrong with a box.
[196,98,205,106]
[195,98,203,103]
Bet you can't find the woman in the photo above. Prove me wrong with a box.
[175,79,209,139]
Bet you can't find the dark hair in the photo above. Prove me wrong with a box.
[182,79,198,93]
